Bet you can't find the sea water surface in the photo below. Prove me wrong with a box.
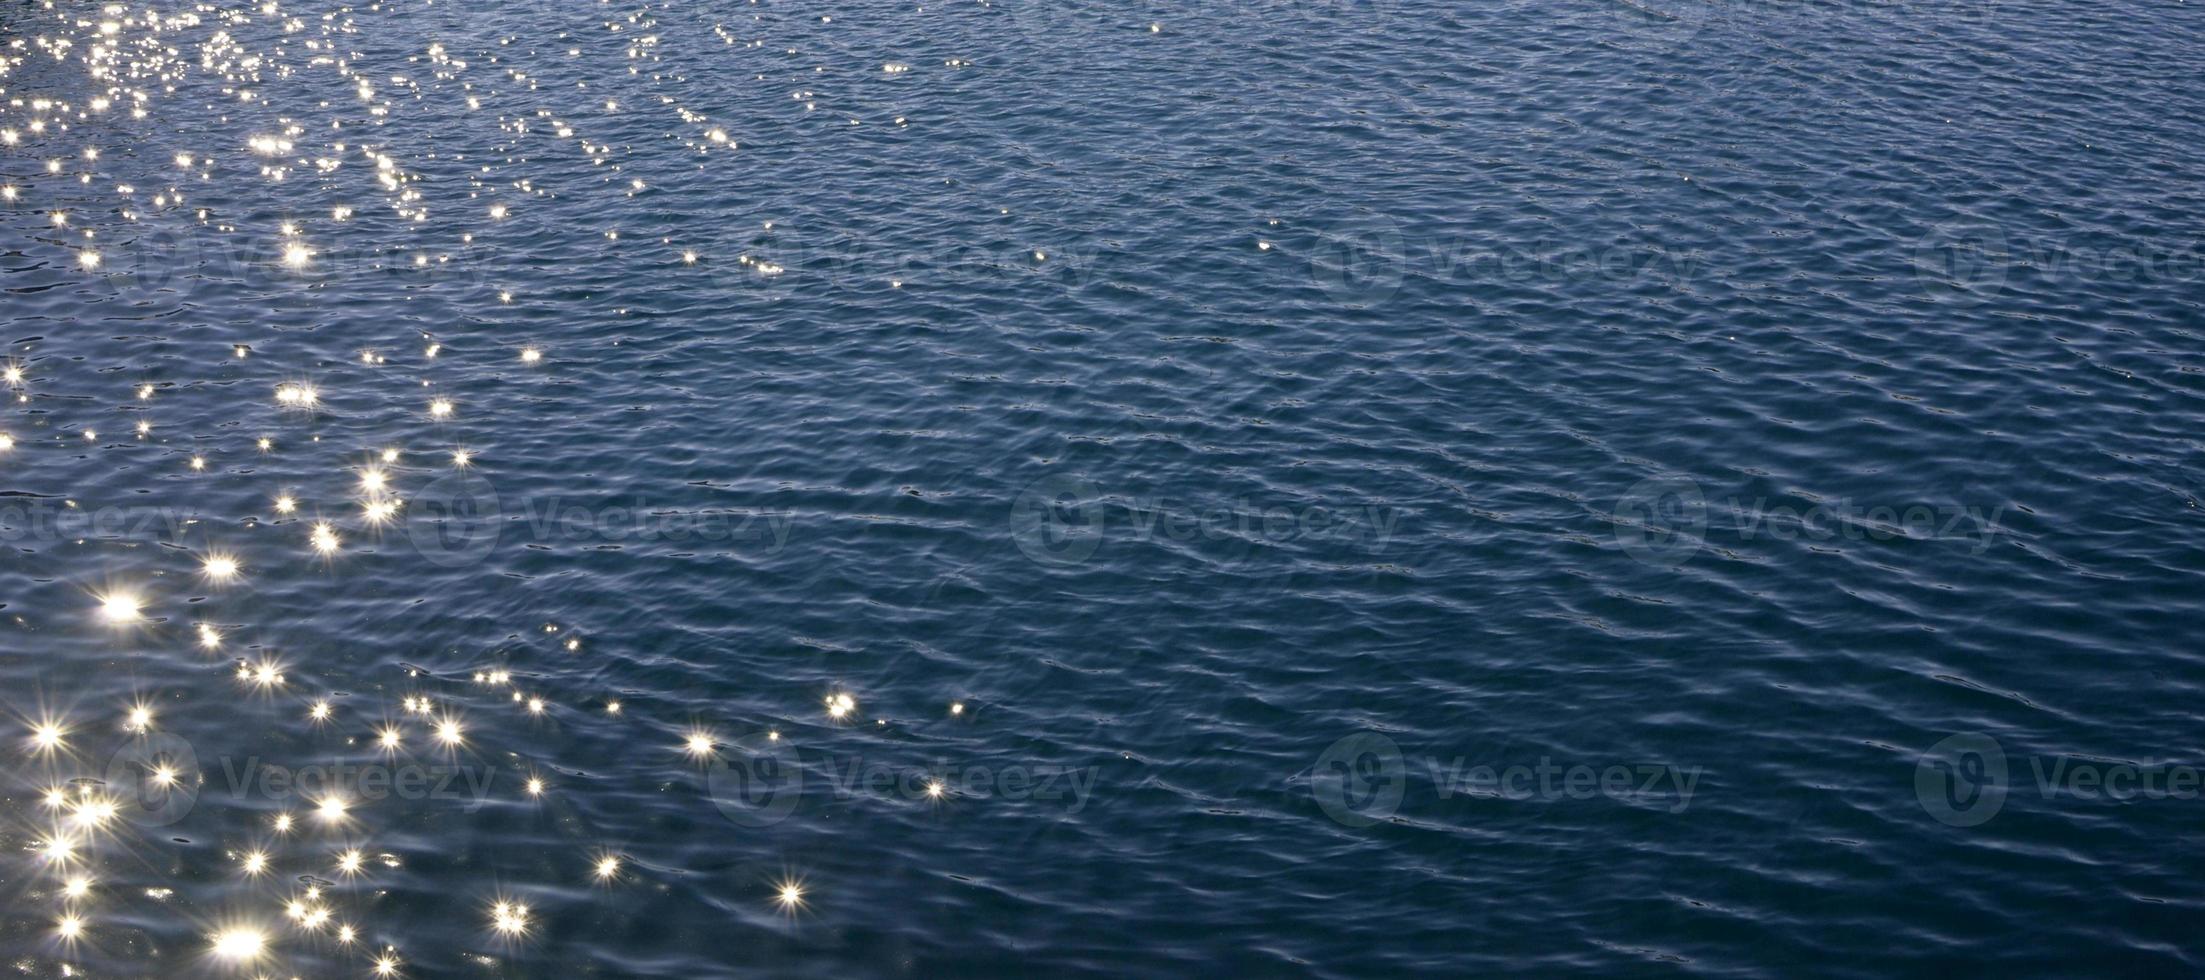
[3,0,2205,976]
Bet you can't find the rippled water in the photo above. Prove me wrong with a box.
[5,0,2205,975]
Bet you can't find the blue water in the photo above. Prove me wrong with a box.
[5,0,2205,975]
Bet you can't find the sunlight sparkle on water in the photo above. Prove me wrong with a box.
[490,900,530,937]
[210,926,267,962]
[683,730,715,758]
[99,590,142,624]
[776,880,806,911]
[202,553,241,583]
[30,719,67,752]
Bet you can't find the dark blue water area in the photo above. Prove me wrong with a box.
[3,0,2204,976]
